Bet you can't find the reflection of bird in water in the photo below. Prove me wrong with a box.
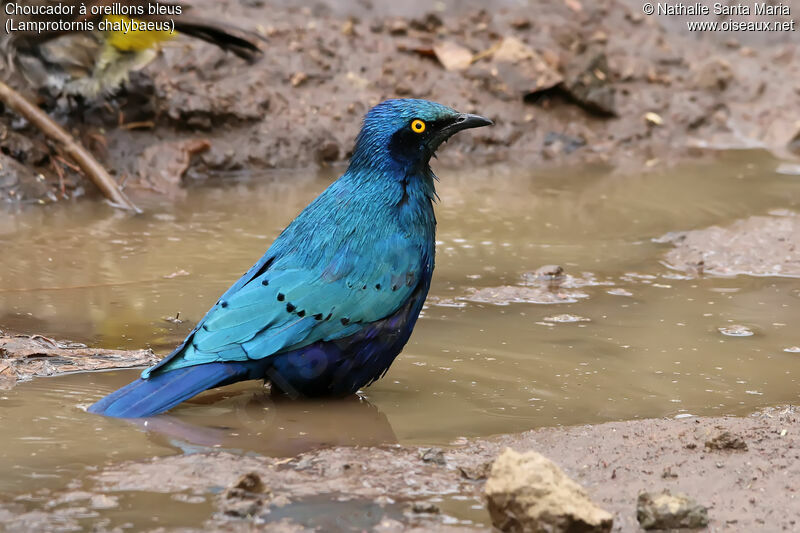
[126,391,398,457]
[2,0,262,98]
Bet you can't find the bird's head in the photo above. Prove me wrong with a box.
[350,99,493,172]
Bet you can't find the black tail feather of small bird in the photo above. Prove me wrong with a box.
[174,18,263,61]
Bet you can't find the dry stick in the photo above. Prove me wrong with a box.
[0,81,141,213]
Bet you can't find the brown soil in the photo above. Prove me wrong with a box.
[3,405,797,531]
[2,0,799,205]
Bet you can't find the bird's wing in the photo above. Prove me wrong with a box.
[143,233,425,377]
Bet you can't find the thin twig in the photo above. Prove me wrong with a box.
[0,81,141,213]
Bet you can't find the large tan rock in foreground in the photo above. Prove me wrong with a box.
[485,448,613,533]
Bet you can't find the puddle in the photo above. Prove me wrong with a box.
[2,150,800,526]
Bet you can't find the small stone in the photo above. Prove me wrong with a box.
[636,490,708,530]
[290,72,308,87]
[644,112,663,126]
[705,431,748,451]
[562,48,616,116]
[459,462,492,480]
[410,501,440,514]
[230,472,267,494]
[388,19,409,35]
[420,448,446,465]
[694,58,733,91]
[341,19,355,36]
[433,41,473,71]
[485,448,613,532]
[534,265,565,283]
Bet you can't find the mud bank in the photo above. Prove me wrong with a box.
[2,406,796,531]
[0,330,156,388]
[658,211,800,278]
[2,0,800,205]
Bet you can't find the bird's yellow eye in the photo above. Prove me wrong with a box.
[411,119,426,134]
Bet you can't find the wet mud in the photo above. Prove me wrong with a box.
[0,330,156,388]
[658,211,800,278]
[2,406,796,532]
[2,0,800,205]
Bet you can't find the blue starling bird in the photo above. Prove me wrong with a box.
[89,99,492,418]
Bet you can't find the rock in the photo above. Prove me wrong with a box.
[644,112,663,126]
[137,139,211,197]
[409,501,440,514]
[490,37,563,97]
[387,18,409,35]
[222,472,271,518]
[231,472,268,494]
[705,431,748,451]
[562,48,616,116]
[458,461,491,480]
[420,448,446,465]
[433,41,474,71]
[484,448,613,533]
[290,71,309,87]
[694,58,733,91]
[636,490,708,530]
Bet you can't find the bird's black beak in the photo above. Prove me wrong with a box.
[429,113,493,154]
[444,113,494,136]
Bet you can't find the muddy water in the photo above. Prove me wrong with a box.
[1,151,800,523]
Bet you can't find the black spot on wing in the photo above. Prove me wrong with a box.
[244,257,275,287]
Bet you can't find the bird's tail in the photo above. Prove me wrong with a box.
[87,360,267,418]
[173,18,263,62]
